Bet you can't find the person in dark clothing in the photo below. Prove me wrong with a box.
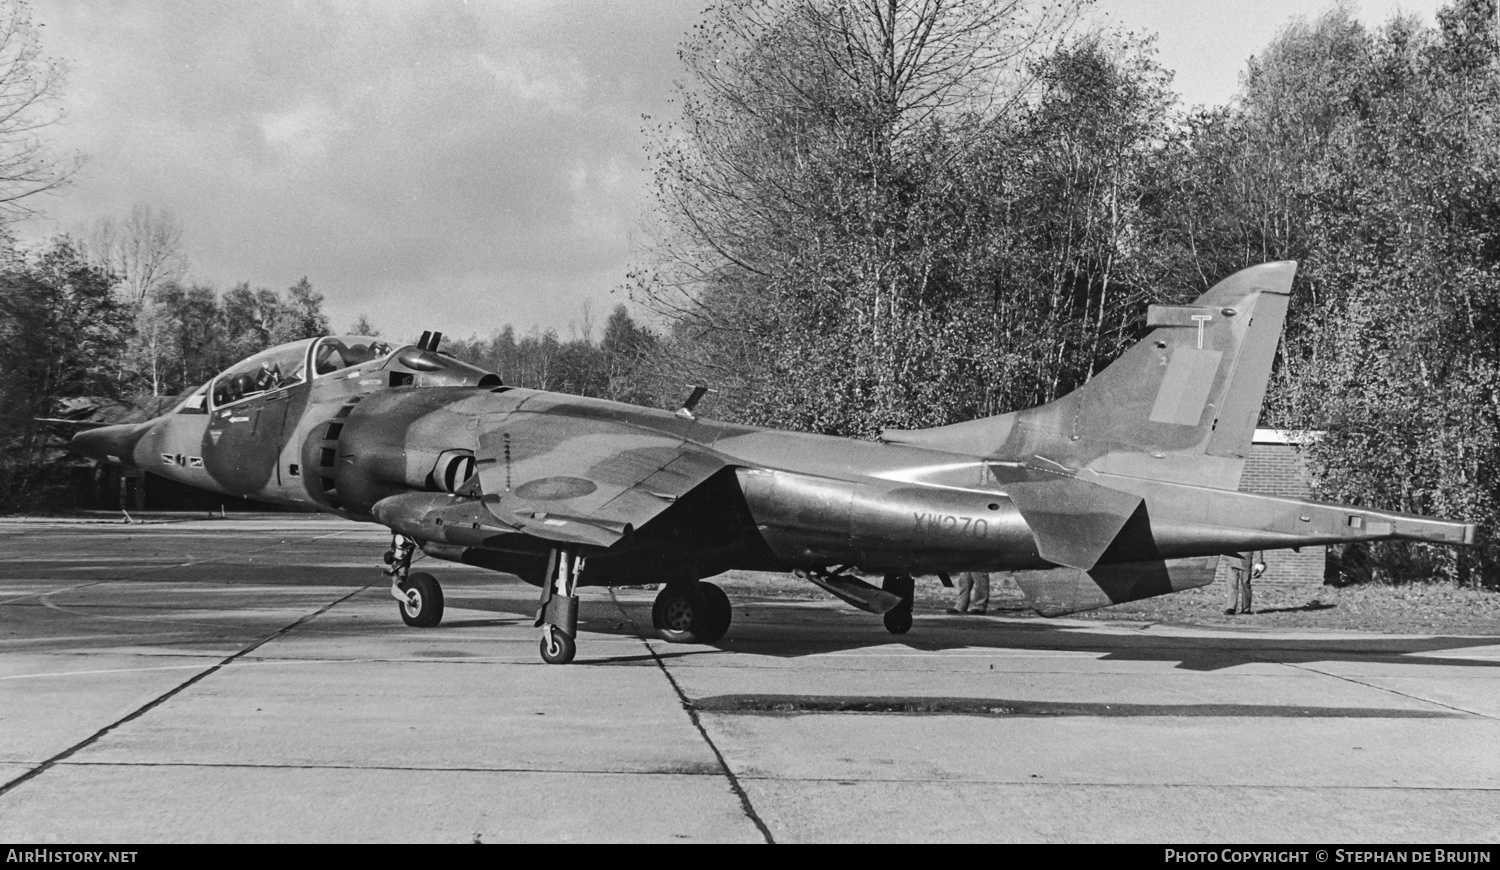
[950,571,991,615]
[1225,551,1265,615]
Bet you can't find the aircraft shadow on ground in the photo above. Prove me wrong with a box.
[436,591,1500,674]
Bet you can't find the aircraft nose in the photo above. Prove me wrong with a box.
[70,424,146,468]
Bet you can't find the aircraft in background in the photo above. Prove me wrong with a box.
[70,262,1476,663]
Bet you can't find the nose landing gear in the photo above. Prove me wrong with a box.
[385,535,444,627]
[535,548,583,664]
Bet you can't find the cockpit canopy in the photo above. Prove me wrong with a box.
[314,335,395,376]
[208,336,395,409]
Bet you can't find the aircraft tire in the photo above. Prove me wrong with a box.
[695,581,732,643]
[540,627,576,664]
[398,572,444,628]
[652,583,707,644]
[883,605,913,635]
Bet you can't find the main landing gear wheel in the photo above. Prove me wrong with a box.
[694,581,732,643]
[398,571,444,627]
[881,573,914,635]
[883,606,913,635]
[540,625,577,664]
[652,582,732,644]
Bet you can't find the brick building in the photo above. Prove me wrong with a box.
[1215,428,1328,587]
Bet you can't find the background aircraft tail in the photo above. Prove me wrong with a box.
[882,261,1296,490]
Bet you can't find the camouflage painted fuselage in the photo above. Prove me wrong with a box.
[73,265,1478,614]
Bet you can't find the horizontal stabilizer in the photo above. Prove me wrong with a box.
[1014,556,1221,617]
[1005,475,1143,570]
[804,574,903,615]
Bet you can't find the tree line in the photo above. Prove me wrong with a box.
[632,0,1500,585]
[0,232,339,508]
[0,220,661,509]
[0,0,1495,585]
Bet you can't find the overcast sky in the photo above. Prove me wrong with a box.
[21,0,1446,344]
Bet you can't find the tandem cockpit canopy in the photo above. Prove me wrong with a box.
[208,336,395,409]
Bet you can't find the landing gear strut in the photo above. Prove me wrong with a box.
[535,548,583,664]
[385,535,444,627]
[651,580,732,643]
[881,573,914,635]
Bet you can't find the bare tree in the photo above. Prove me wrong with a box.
[82,204,189,302]
[0,0,79,219]
[635,0,1089,432]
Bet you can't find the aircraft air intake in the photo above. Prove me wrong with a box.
[432,450,477,493]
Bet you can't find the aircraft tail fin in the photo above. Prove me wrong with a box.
[882,262,1296,490]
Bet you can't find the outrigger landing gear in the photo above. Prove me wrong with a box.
[881,573,914,635]
[385,534,444,627]
[651,579,732,644]
[535,548,582,664]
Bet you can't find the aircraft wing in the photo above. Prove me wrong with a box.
[471,412,727,548]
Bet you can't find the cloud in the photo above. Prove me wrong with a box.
[24,0,701,339]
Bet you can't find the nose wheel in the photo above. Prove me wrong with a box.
[384,536,444,628]
[397,571,444,627]
[540,624,577,664]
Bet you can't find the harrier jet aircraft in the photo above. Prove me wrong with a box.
[70,262,1476,663]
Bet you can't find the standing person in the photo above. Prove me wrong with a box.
[950,571,991,615]
[1224,551,1265,615]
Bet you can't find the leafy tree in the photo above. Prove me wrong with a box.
[599,304,660,404]
[120,278,333,397]
[1151,1,1500,584]
[442,304,662,403]
[270,277,330,345]
[348,314,381,336]
[0,238,130,508]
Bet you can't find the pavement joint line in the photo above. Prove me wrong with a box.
[1169,634,1500,721]
[0,653,669,679]
[0,657,376,680]
[1275,661,1500,721]
[609,588,776,845]
[725,775,1500,791]
[43,760,727,776]
[0,581,374,800]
